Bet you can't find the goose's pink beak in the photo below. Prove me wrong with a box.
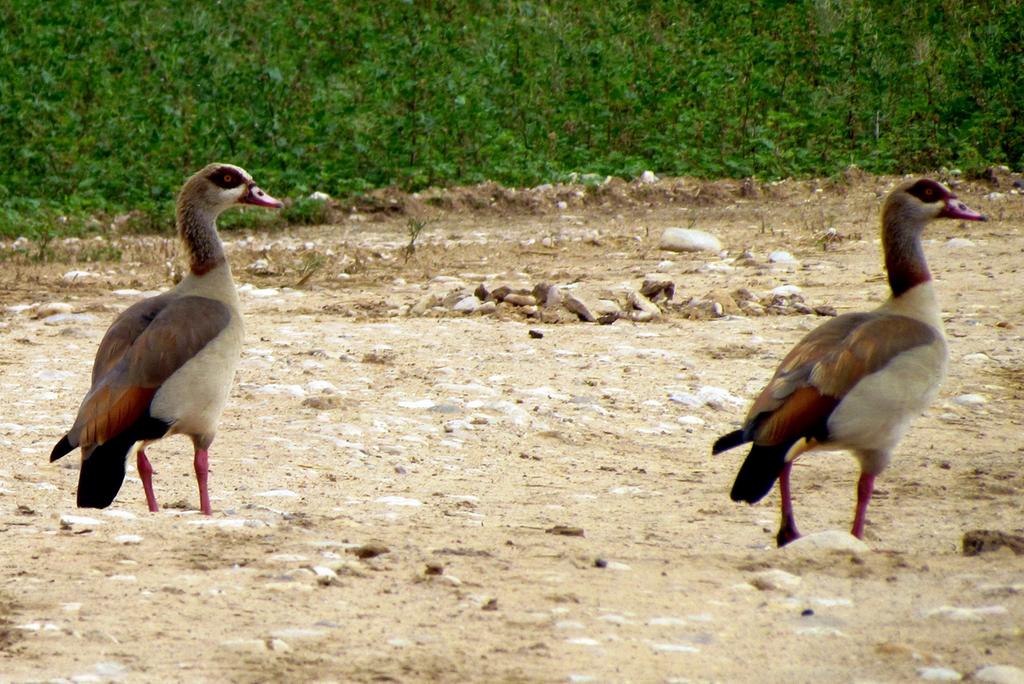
[240,183,283,209]
[941,197,986,221]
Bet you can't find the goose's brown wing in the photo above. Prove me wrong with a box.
[56,296,231,455]
[744,313,941,447]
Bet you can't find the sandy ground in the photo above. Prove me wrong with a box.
[0,174,1022,683]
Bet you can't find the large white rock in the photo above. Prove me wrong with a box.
[659,228,722,253]
[781,530,870,554]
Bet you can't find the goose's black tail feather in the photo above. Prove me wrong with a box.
[50,435,75,462]
[729,442,792,504]
[77,437,134,509]
[75,415,171,509]
[711,429,747,455]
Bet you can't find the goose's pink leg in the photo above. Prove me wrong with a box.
[851,472,875,539]
[194,448,211,515]
[137,448,159,512]
[776,461,801,547]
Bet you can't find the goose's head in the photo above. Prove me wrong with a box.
[179,163,284,215]
[884,179,986,229]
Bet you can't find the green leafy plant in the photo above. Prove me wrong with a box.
[0,1,1020,236]
[404,217,431,262]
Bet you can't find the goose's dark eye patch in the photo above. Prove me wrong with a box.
[209,167,243,189]
[907,179,948,204]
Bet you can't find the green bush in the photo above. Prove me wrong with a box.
[1,1,1021,236]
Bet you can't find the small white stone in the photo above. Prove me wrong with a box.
[918,667,963,681]
[375,496,422,507]
[926,605,1008,622]
[43,312,97,326]
[305,380,339,394]
[566,637,600,647]
[598,614,628,624]
[974,665,1024,684]
[221,638,269,653]
[659,228,722,253]
[639,170,658,184]
[768,250,797,263]
[750,568,802,591]
[308,191,331,201]
[452,296,482,313]
[256,383,306,398]
[770,284,802,296]
[61,514,104,526]
[311,566,337,579]
[94,662,129,678]
[945,238,976,249]
[651,642,700,653]
[269,627,327,641]
[398,399,437,410]
[953,394,987,406]
[255,489,299,498]
[114,534,143,545]
[62,270,98,283]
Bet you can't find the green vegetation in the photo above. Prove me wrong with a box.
[1,1,1021,237]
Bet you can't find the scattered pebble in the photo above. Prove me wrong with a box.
[944,238,976,249]
[750,568,802,591]
[43,312,97,326]
[918,667,963,681]
[452,296,483,313]
[669,386,744,410]
[60,514,104,527]
[770,284,802,297]
[651,642,700,654]
[953,394,987,407]
[62,270,98,283]
[926,605,1008,621]
[768,250,797,263]
[114,534,143,545]
[659,228,722,253]
[974,665,1024,684]
[566,637,601,647]
[375,496,422,507]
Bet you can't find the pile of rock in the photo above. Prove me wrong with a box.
[675,285,835,320]
[408,277,832,323]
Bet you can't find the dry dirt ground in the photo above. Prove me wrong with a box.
[0,174,1022,683]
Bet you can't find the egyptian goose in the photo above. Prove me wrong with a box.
[50,163,283,514]
[713,179,985,546]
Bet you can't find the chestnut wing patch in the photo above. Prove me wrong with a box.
[66,296,232,450]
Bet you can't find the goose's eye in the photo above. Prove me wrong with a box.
[924,187,934,198]
[223,174,233,184]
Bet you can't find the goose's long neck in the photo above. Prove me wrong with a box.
[177,201,225,276]
[882,209,931,299]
